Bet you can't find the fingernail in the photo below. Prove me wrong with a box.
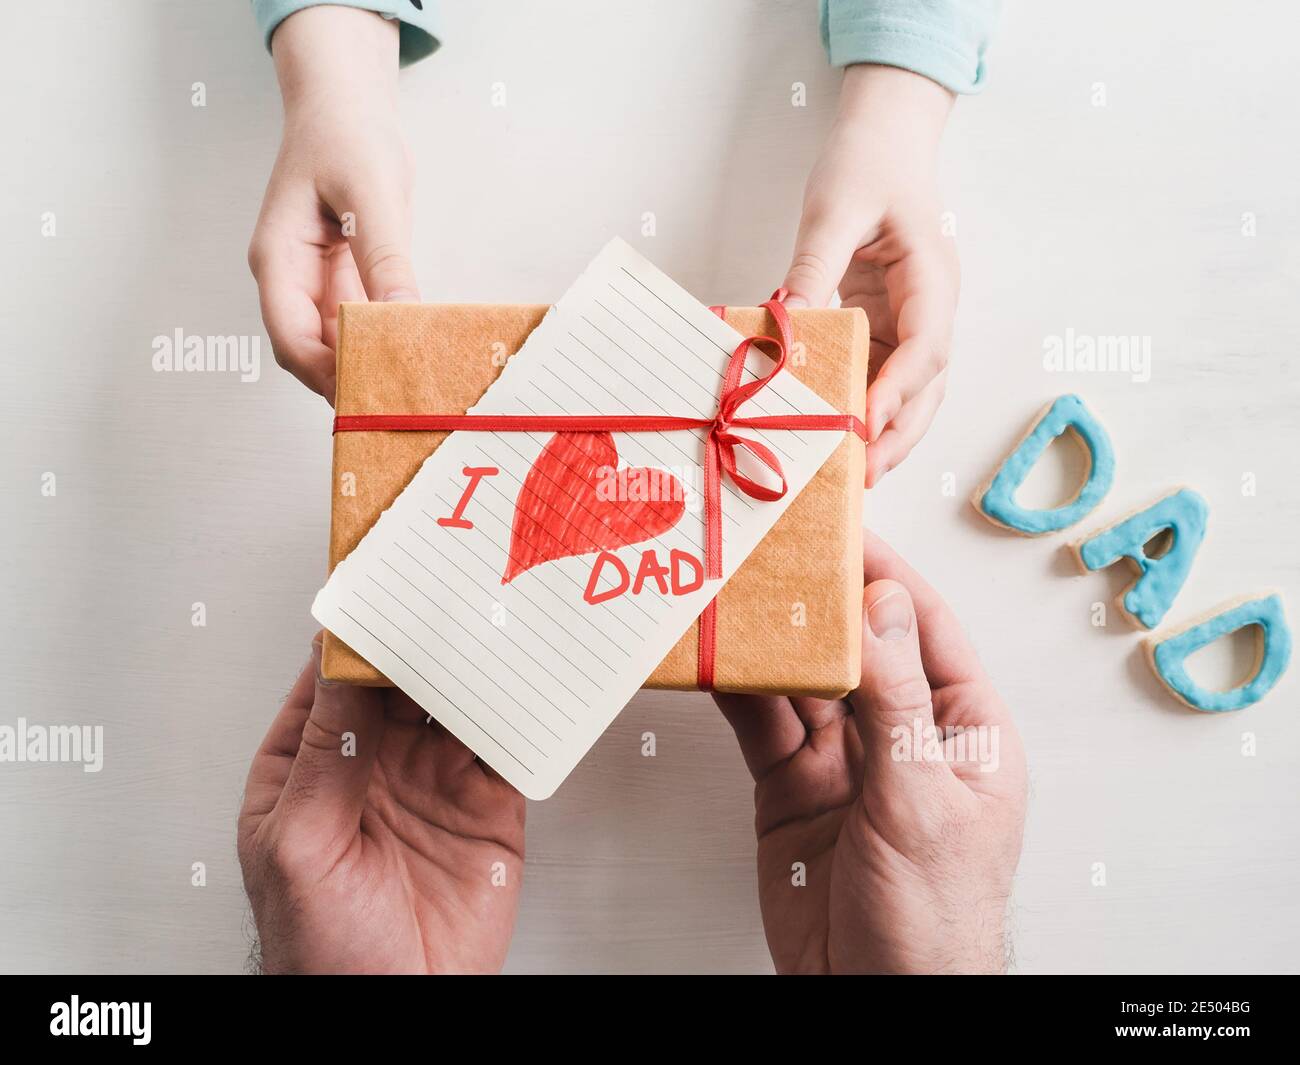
[867,589,913,640]
[782,294,808,309]
[311,635,334,686]
[383,290,419,302]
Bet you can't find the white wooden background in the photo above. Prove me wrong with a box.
[2,0,1297,974]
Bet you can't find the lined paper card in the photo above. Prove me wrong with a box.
[312,238,844,798]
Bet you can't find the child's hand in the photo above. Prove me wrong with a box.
[784,65,959,487]
[248,6,419,402]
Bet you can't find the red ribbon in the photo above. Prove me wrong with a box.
[333,289,867,691]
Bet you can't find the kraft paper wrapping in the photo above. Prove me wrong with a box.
[323,301,868,697]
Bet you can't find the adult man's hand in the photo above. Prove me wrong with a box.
[716,531,1026,973]
[238,637,525,973]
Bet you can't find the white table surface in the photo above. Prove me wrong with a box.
[2,0,1297,974]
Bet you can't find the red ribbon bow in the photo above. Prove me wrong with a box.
[333,289,866,690]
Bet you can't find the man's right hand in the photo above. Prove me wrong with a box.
[715,530,1027,974]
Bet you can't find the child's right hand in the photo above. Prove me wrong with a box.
[248,6,419,403]
[784,64,961,487]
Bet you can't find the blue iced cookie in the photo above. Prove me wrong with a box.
[974,394,1115,535]
[1073,487,1208,629]
[1147,593,1292,712]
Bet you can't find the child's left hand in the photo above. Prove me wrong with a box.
[783,65,960,487]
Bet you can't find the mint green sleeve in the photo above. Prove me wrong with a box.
[252,0,441,66]
[820,0,1000,94]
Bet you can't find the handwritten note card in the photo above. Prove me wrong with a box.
[312,239,843,798]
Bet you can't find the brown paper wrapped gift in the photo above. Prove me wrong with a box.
[322,301,868,697]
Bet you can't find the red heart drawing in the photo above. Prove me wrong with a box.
[502,432,686,584]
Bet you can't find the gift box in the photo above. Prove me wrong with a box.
[322,300,868,697]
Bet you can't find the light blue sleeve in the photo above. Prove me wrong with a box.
[820,0,1001,94]
[251,0,441,66]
